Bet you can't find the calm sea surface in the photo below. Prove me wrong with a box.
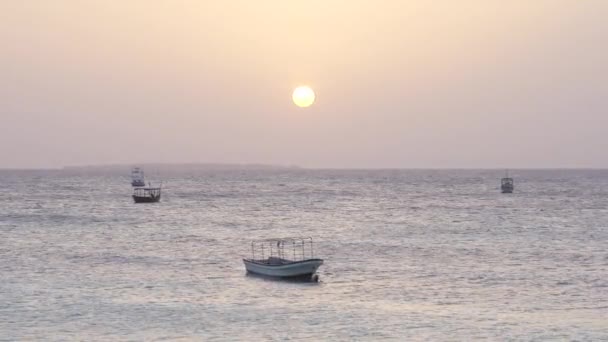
[1,169,607,340]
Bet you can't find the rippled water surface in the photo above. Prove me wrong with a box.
[1,169,607,340]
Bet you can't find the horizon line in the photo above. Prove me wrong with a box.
[1,163,608,171]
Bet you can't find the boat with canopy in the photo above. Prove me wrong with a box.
[243,237,323,281]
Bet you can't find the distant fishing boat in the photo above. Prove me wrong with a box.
[131,167,145,187]
[243,237,323,282]
[501,170,514,193]
[132,185,161,203]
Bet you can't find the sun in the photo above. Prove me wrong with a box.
[292,86,315,108]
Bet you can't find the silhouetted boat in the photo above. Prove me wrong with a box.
[501,170,514,193]
[243,237,323,282]
[132,186,161,203]
[131,167,145,187]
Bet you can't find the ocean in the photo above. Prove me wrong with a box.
[1,169,607,340]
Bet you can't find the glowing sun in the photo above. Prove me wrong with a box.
[292,86,315,108]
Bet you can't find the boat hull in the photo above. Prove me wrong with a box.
[243,258,323,279]
[133,195,160,203]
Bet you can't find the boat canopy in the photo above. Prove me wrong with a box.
[249,237,315,262]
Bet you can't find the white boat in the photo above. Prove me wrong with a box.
[243,237,323,281]
[131,167,145,187]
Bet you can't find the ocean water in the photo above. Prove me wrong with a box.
[1,169,607,341]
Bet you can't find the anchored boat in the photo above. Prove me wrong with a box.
[243,237,323,281]
[131,167,146,187]
[132,186,161,203]
[501,170,514,193]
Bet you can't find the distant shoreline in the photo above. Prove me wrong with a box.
[62,163,300,170]
[1,164,607,171]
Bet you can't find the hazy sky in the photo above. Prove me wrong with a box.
[1,1,606,168]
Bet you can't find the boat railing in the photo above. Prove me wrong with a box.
[250,237,315,263]
[133,187,161,198]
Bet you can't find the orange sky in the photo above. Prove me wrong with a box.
[1,1,607,168]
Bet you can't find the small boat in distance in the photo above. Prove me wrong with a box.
[131,167,145,187]
[243,237,323,282]
[501,170,514,193]
[132,185,161,203]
